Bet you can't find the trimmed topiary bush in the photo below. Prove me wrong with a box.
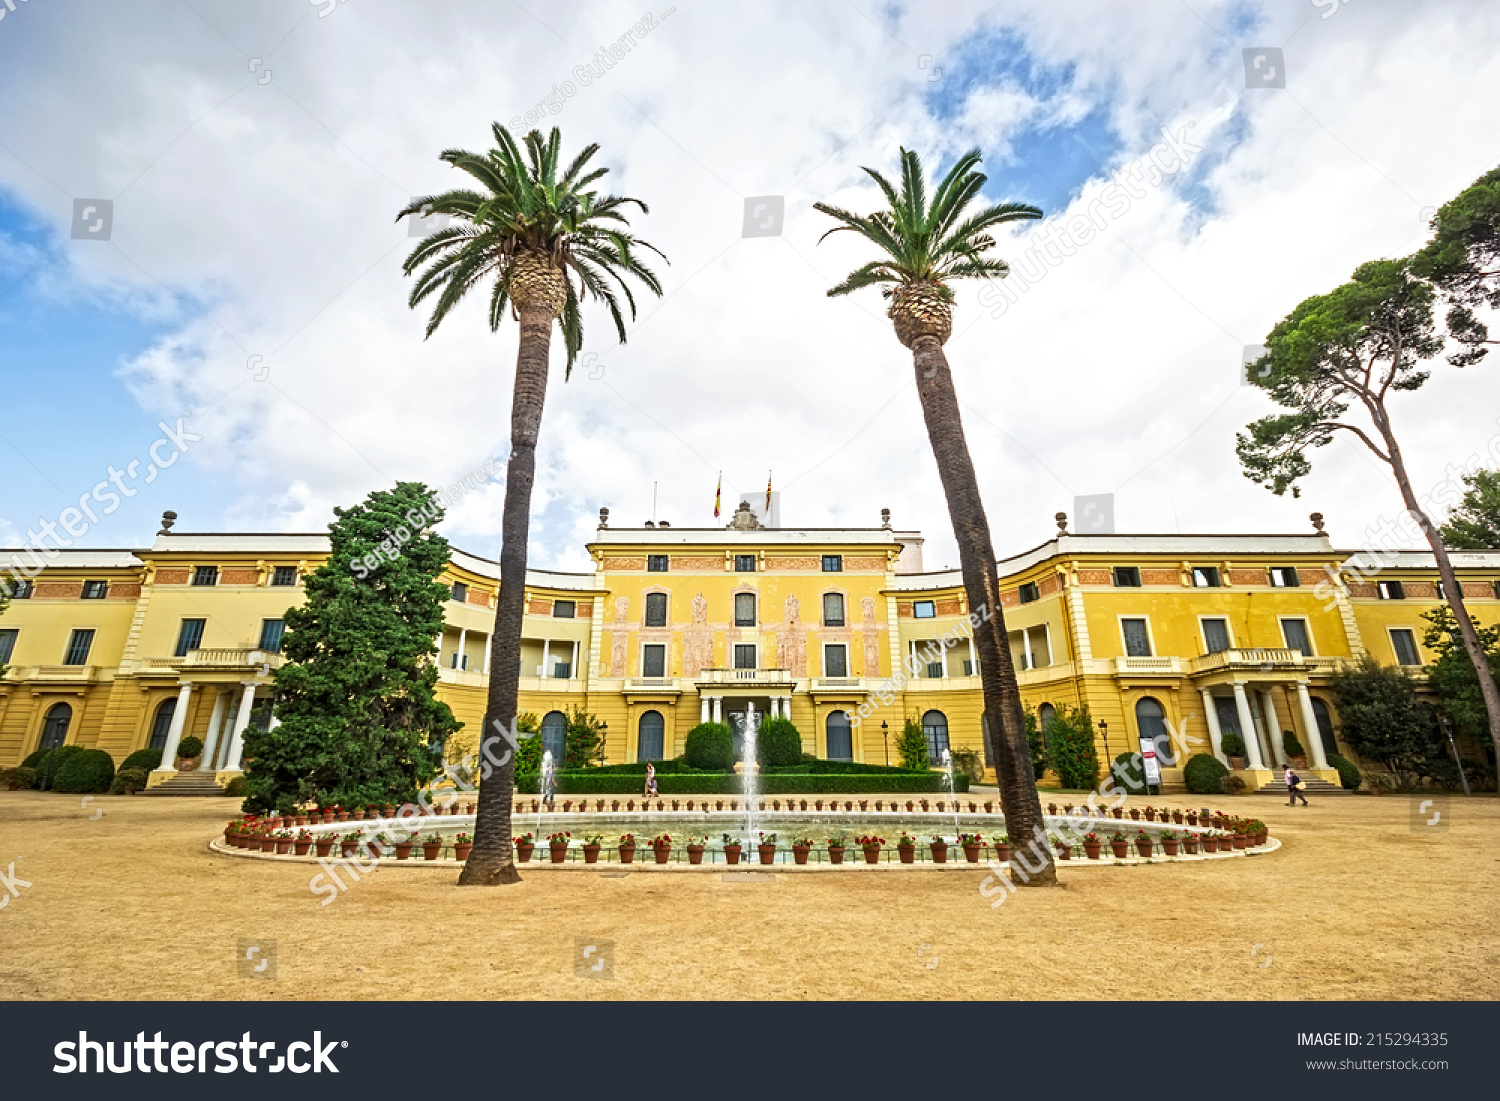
[223,776,249,798]
[1183,753,1230,795]
[121,747,164,772]
[896,719,930,771]
[51,748,116,794]
[1112,751,1148,794]
[23,745,85,790]
[683,722,735,771]
[1327,753,1362,790]
[110,768,148,795]
[1282,730,1306,758]
[756,717,802,767]
[1,766,37,790]
[176,735,205,760]
[1220,773,1248,795]
[1220,731,1246,758]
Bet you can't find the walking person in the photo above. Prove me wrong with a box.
[541,750,556,810]
[1285,764,1309,807]
[643,761,658,799]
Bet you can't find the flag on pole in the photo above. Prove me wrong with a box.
[713,472,722,519]
[765,472,772,513]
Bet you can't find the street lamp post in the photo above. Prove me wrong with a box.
[1099,720,1111,778]
[881,720,889,767]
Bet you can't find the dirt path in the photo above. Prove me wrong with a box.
[0,791,1495,1000]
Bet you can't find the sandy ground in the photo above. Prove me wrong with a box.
[0,790,1495,1001]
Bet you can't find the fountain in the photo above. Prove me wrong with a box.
[941,749,962,841]
[537,749,554,839]
[734,702,762,848]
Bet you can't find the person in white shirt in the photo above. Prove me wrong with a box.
[1285,765,1309,806]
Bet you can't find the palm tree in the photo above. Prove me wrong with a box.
[815,148,1056,886]
[400,124,665,885]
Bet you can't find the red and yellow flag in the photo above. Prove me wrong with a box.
[765,472,772,512]
[713,472,722,519]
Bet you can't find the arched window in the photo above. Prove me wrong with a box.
[40,702,72,750]
[1038,703,1056,731]
[1134,696,1176,766]
[1310,697,1337,759]
[541,710,567,765]
[826,710,852,760]
[921,710,949,762]
[637,710,664,762]
[148,697,177,749]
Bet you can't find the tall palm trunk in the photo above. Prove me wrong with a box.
[459,297,556,886]
[1383,426,1500,762]
[910,334,1056,886]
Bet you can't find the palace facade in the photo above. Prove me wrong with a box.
[3,501,1497,791]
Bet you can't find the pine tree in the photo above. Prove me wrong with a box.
[242,482,460,813]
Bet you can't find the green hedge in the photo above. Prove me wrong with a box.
[51,748,116,794]
[110,768,149,794]
[1326,753,1362,790]
[121,747,164,772]
[22,745,86,790]
[1183,753,1229,795]
[683,723,735,771]
[756,717,802,767]
[515,769,965,795]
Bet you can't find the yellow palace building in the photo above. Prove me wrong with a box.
[2,500,1497,792]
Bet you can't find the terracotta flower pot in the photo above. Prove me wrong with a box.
[962,843,981,863]
[905,801,915,812]
[596,800,605,812]
[394,841,413,860]
[1129,810,1141,821]
[1183,838,1199,854]
[983,802,993,813]
[815,800,824,811]
[859,801,868,811]
[996,844,1012,863]
[1172,812,1184,824]
[716,801,724,811]
[687,844,704,865]
[1083,841,1102,860]
[1201,836,1216,853]
[612,801,621,811]
[757,844,776,866]
[619,844,636,865]
[626,800,635,812]
[1109,840,1129,858]
[653,845,671,865]
[1288,755,1307,769]
[549,843,568,864]
[352,808,366,821]
[1233,834,1248,850]
[1186,814,1198,826]
[772,800,781,811]
[671,800,679,810]
[1134,839,1152,858]
[465,803,475,815]
[1112,808,1123,819]
[1057,845,1072,860]
[920,800,929,812]
[1047,803,1058,815]
[800,800,808,811]
[1163,840,1179,856]
[828,845,845,865]
[897,845,915,865]
[316,839,335,858]
[177,756,200,772]
[862,845,881,865]
[516,843,535,863]
[724,845,741,866]
[929,842,948,864]
[340,841,358,857]
[454,843,472,860]
[875,801,884,811]
[968,802,977,813]
[422,842,441,860]
[583,844,601,864]
[294,840,311,856]
[686,801,695,811]
[1229,756,1247,770]
[336,811,349,822]
[275,839,291,855]
[792,844,810,865]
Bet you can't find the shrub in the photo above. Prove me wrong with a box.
[223,776,249,798]
[948,748,983,783]
[896,719,929,771]
[23,745,85,790]
[536,770,963,795]
[1282,730,1305,758]
[1183,753,1229,795]
[1220,731,1246,758]
[1044,704,1099,790]
[1325,753,1361,790]
[756,717,802,767]
[110,768,149,795]
[683,723,735,771]
[121,747,164,772]
[1112,751,1148,794]
[514,712,542,775]
[1,766,37,790]
[176,735,205,760]
[1220,773,1248,795]
[51,748,116,794]
[563,706,606,769]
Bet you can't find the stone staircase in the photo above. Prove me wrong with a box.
[1253,775,1348,797]
[140,771,230,796]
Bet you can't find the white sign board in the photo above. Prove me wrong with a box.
[1139,737,1162,787]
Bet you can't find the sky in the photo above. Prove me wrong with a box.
[1,0,1497,574]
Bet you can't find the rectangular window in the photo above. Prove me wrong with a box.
[1435,581,1445,600]
[258,619,285,653]
[450,582,468,603]
[553,599,576,619]
[734,592,756,627]
[1494,580,1500,601]
[1202,618,1231,653]
[644,592,668,627]
[553,661,572,679]
[1191,566,1221,588]
[0,628,17,664]
[271,565,299,587]
[1269,567,1300,588]
[821,555,842,573]
[1391,628,1421,667]
[963,659,974,676]
[1018,582,1040,604]
[1281,618,1312,655]
[1112,567,1141,587]
[80,580,108,600]
[913,600,936,619]
[646,555,669,573]
[5,578,33,599]
[1122,618,1152,657]
[734,554,756,572]
[64,628,95,666]
[824,644,848,677]
[192,566,219,587]
[174,619,205,657]
[1378,580,1405,600]
[926,661,943,679]
[822,592,845,626]
[641,644,666,677]
[733,643,757,670]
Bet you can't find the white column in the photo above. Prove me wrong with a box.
[1200,688,1226,765]
[1232,682,1264,769]
[700,695,710,723]
[1296,682,1331,770]
[571,640,580,679]
[482,635,491,675]
[455,627,467,670]
[224,682,257,771]
[711,696,722,724]
[197,689,227,772]
[1261,690,1286,767]
[159,683,194,768]
[782,695,791,719]
[541,638,551,679]
[1021,629,1033,673]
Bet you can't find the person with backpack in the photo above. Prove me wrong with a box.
[1285,764,1309,806]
